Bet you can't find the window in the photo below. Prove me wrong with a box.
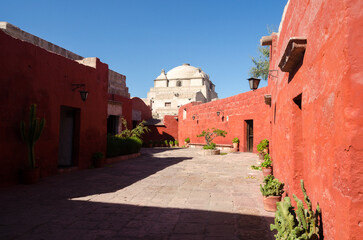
[165,102,171,107]
[176,81,182,87]
[183,109,187,119]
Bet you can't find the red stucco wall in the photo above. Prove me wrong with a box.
[0,30,108,186]
[132,97,152,121]
[108,94,132,128]
[143,115,178,144]
[269,0,363,239]
[178,87,271,152]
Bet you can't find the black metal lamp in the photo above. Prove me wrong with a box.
[192,115,195,120]
[72,84,88,101]
[247,77,261,91]
[216,111,220,116]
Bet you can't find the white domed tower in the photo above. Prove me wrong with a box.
[144,63,218,119]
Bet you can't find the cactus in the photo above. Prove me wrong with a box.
[260,175,284,196]
[270,179,321,240]
[20,104,45,169]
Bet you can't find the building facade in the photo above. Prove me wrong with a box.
[144,63,218,119]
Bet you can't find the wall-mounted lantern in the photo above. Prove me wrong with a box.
[216,111,221,116]
[192,115,196,120]
[247,77,261,91]
[72,84,88,101]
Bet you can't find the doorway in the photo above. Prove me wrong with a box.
[107,115,119,134]
[246,120,254,152]
[58,106,78,167]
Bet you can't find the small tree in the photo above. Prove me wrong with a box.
[117,118,150,139]
[197,128,227,146]
[249,46,270,80]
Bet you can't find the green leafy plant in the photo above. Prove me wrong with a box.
[164,140,169,146]
[203,142,216,150]
[107,135,142,158]
[197,128,227,148]
[184,137,190,143]
[20,104,46,169]
[251,165,262,170]
[220,152,228,155]
[232,137,239,143]
[174,140,179,146]
[117,118,150,139]
[261,160,272,168]
[260,175,284,197]
[257,139,269,153]
[270,180,321,240]
[169,140,174,146]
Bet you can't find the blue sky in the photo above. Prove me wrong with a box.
[1,0,287,99]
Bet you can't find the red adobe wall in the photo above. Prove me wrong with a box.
[0,30,108,186]
[143,115,179,144]
[178,87,271,151]
[269,0,363,239]
[109,94,132,128]
[132,97,152,121]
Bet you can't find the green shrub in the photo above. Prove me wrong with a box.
[260,175,284,197]
[107,134,142,158]
[257,139,269,153]
[164,140,169,146]
[232,137,239,143]
[169,140,173,146]
[185,137,190,143]
[203,142,216,150]
[175,140,179,146]
[261,159,272,168]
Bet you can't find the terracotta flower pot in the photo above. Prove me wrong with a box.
[263,195,281,212]
[233,143,238,149]
[21,167,40,184]
[262,166,273,176]
[202,149,220,155]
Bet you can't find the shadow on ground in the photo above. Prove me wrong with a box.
[0,200,275,239]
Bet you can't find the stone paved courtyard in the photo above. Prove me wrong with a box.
[0,148,275,239]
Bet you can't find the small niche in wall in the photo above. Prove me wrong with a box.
[293,93,302,110]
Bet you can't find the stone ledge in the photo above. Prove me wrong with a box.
[278,37,307,72]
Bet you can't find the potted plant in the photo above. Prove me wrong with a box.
[20,104,45,184]
[174,140,179,147]
[169,140,174,147]
[232,137,239,149]
[261,153,273,176]
[260,175,284,212]
[257,139,269,162]
[271,180,321,239]
[184,137,190,147]
[92,152,104,168]
[164,140,169,147]
[197,128,227,155]
[148,140,153,148]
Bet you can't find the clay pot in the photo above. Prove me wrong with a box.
[202,149,220,155]
[21,168,40,184]
[233,143,238,149]
[184,142,189,147]
[262,166,273,176]
[263,195,281,212]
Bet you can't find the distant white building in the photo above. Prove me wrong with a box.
[143,63,218,119]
